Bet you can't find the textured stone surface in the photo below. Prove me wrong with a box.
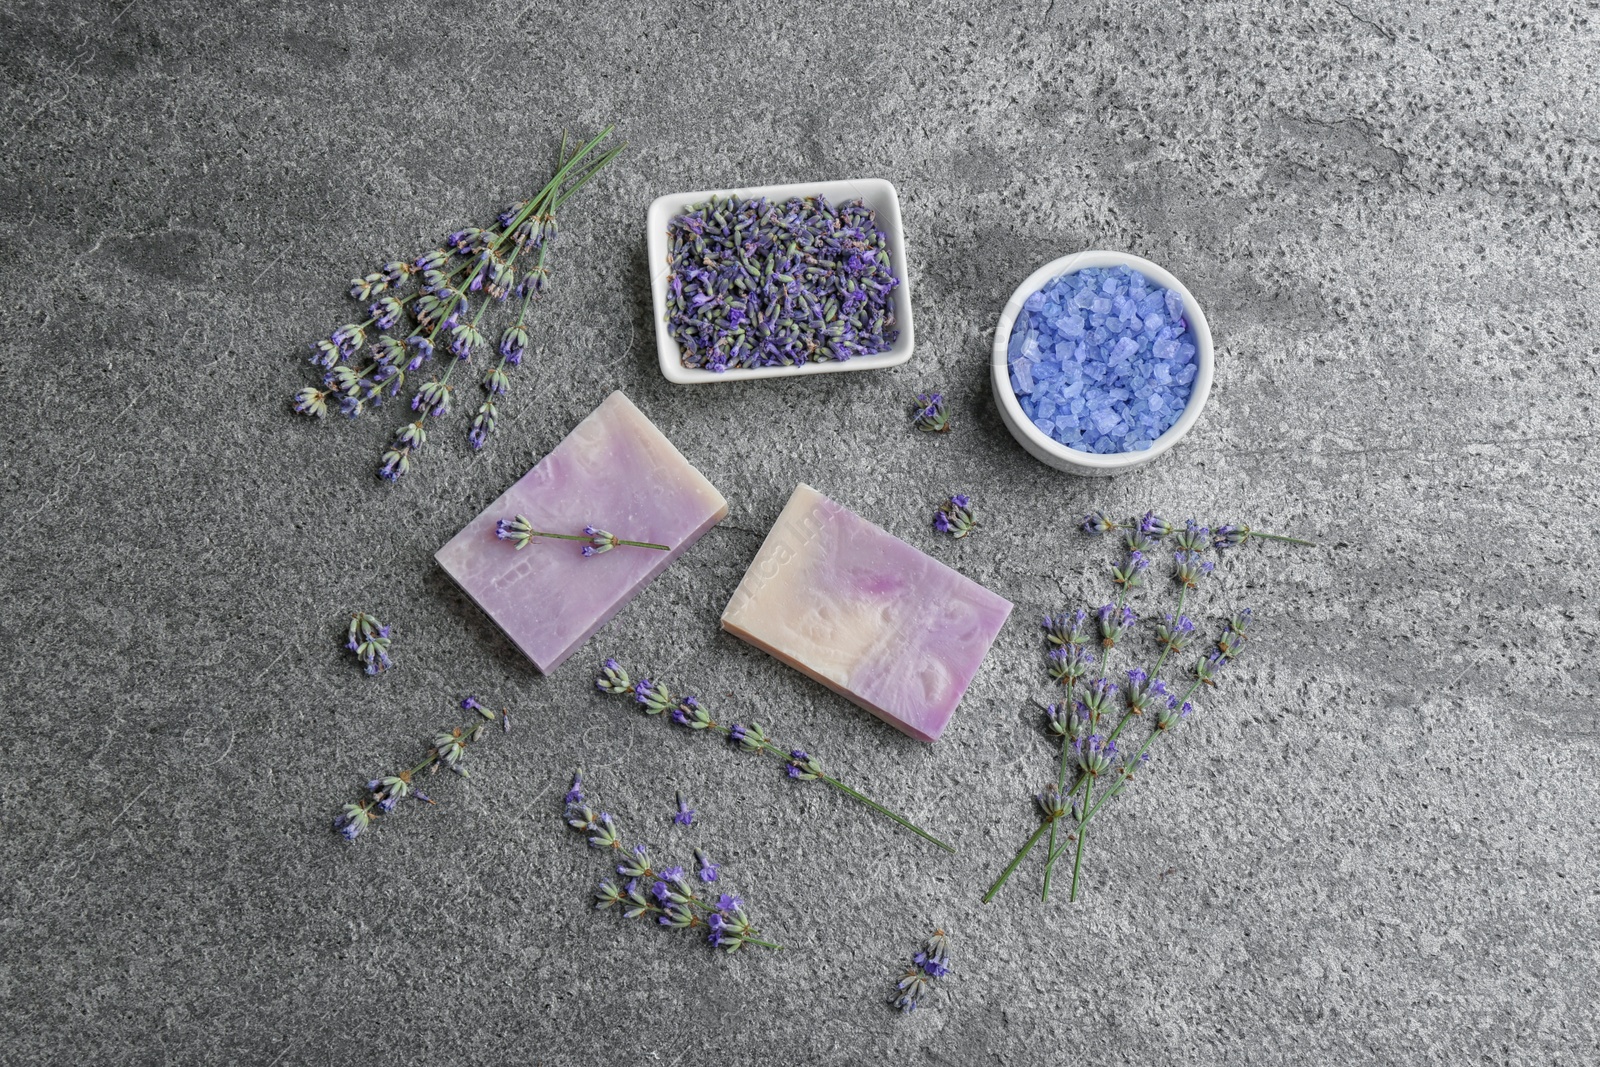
[2,1,1597,1064]
[722,483,1012,743]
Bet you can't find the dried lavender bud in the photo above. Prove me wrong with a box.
[933,494,977,538]
[672,792,696,827]
[665,193,901,372]
[1140,510,1173,538]
[1082,511,1119,535]
[694,847,719,882]
[891,929,952,1013]
[345,611,394,675]
[911,391,951,433]
[596,659,631,694]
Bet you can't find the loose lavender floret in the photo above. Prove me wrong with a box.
[665,194,901,372]
[911,391,951,433]
[933,494,977,539]
[672,791,696,827]
[891,929,952,1013]
[345,611,393,675]
[1006,265,1197,453]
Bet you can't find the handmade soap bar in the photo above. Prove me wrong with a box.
[436,391,727,674]
[721,484,1012,742]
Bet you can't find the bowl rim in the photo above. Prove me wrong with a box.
[991,250,1214,470]
[646,177,915,385]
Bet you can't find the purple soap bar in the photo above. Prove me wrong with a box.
[720,484,1013,742]
[436,391,727,674]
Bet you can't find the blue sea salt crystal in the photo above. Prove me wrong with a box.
[1003,265,1197,453]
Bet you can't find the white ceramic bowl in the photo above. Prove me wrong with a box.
[646,178,915,384]
[991,250,1214,476]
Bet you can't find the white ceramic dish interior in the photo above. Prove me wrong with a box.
[646,178,914,385]
[990,250,1213,476]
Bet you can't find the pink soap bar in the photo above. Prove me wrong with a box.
[436,391,727,674]
[720,484,1013,742]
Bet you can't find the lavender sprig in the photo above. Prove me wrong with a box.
[594,659,955,853]
[983,510,1312,904]
[345,611,393,675]
[290,127,626,481]
[911,391,951,433]
[1084,510,1316,549]
[933,494,977,539]
[332,695,506,841]
[495,516,668,556]
[564,775,781,953]
[891,929,952,1013]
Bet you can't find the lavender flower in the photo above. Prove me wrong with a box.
[345,611,393,675]
[1140,510,1173,538]
[1043,609,1091,648]
[911,391,951,433]
[1154,613,1197,656]
[672,792,696,827]
[1046,644,1095,688]
[786,749,823,781]
[332,695,505,841]
[595,658,630,695]
[694,847,719,883]
[1174,519,1211,553]
[933,494,977,539]
[891,929,952,1013]
[1097,603,1137,647]
[1173,550,1216,589]
[1111,550,1150,593]
[1083,511,1118,535]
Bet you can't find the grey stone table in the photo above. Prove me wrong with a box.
[3,1,1596,1063]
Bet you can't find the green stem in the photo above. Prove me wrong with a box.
[983,819,1054,903]
[518,531,669,551]
[1251,530,1317,547]
[1042,775,1089,901]
[818,773,955,853]
[551,143,626,210]
[1148,585,1188,681]
[1067,793,1092,902]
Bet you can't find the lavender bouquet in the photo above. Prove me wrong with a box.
[292,127,624,481]
[982,512,1314,903]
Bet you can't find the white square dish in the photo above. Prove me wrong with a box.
[645,178,915,384]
